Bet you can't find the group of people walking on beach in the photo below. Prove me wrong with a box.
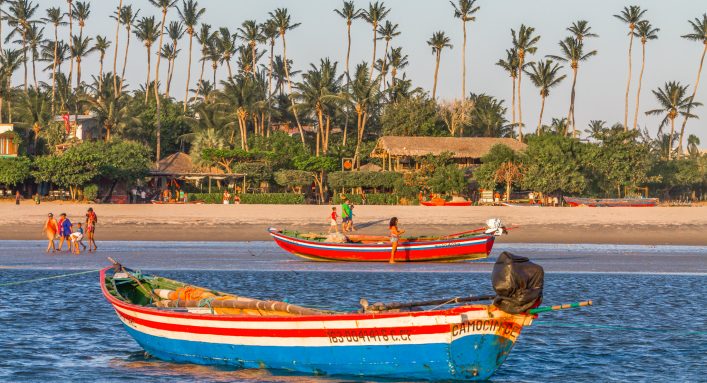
[42,207,97,254]
[329,195,356,233]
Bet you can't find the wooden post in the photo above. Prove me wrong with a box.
[208,176,212,193]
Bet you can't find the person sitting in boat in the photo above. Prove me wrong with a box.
[389,217,405,264]
[329,207,339,233]
[70,222,87,254]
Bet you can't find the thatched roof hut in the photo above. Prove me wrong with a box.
[150,152,242,177]
[370,136,526,171]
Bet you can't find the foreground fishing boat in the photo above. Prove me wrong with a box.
[269,220,505,262]
[564,196,658,207]
[101,254,591,381]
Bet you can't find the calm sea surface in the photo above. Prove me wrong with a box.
[1,241,705,382]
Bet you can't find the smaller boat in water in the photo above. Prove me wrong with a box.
[269,219,506,262]
[564,196,658,207]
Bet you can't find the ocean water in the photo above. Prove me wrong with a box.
[1,241,706,382]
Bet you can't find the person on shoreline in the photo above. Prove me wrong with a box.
[329,207,339,233]
[341,196,351,233]
[70,223,86,254]
[348,203,356,232]
[86,207,98,252]
[15,190,21,205]
[223,190,231,204]
[389,217,405,264]
[58,213,72,252]
[43,213,59,253]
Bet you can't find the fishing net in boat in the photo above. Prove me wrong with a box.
[491,252,544,314]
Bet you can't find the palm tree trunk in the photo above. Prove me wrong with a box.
[345,22,351,78]
[212,62,216,85]
[324,114,330,154]
[31,51,38,89]
[517,57,524,140]
[267,40,274,96]
[119,28,130,94]
[165,57,173,97]
[113,0,123,98]
[316,107,324,156]
[369,24,377,79]
[511,76,516,130]
[76,57,82,89]
[432,51,440,99]
[226,61,233,78]
[68,3,74,89]
[251,43,256,77]
[99,53,104,93]
[194,54,205,100]
[462,20,467,99]
[22,37,28,93]
[677,43,707,156]
[567,66,578,137]
[154,10,167,162]
[381,39,390,90]
[668,117,675,160]
[183,31,194,111]
[632,42,646,131]
[145,46,151,104]
[537,94,546,134]
[51,25,58,113]
[353,109,363,166]
[281,32,306,147]
[623,31,635,130]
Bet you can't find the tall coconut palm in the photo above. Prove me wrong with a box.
[160,43,178,92]
[83,73,136,142]
[165,20,184,96]
[193,23,213,101]
[450,0,479,99]
[333,1,362,78]
[205,37,220,86]
[177,0,205,111]
[511,24,540,139]
[133,16,160,103]
[260,19,278,97]
[614,5,646,130]
[113,4,139,95]
[377,20,399,86]
[524,59,566,133]
[112,0,123,98]
[72,1,89,38]
[70,34,94,89]
[361,1,389,79]
[567,19,598,42]
[25,23,43,90]
[94,35,110,91]
[548,36,597,136]
[66,0,74,86]
[238,20,261,77]
[427,31,452,100]
[216,27,237,77]
[347,62,380,166]
[41,7,65,111]
[269,7,305,146]
[149,0,177,163]
[0,49,24,122]
[632,20,659,131]
[387,46,408,87]
[5,0,39,93]
[678,13,707,155]
[495,48,519,129]
[645,81,701,160]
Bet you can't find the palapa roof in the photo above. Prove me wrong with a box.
[150,152,242,177]
[371,136,526,159]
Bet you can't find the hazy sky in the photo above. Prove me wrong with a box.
[7,0,707,143]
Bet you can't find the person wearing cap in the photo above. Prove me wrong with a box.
[43,213,59,253]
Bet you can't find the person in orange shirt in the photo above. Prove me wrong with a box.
[43,213,59,253]
[389,217,405,264]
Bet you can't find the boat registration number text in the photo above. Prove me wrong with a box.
[326,328,412,343]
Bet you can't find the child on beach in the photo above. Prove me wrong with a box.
[70,223,87,254]
[329,207,339,233]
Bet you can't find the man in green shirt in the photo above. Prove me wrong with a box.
[341,197,352,233]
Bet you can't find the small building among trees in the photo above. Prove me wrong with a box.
[371,136,526,171]
[0,124,18,157]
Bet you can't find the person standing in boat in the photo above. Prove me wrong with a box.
[43,213,59,253]
[389,217,405,264]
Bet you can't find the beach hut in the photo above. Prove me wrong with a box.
[150,152,245,193]
[370,136,526,171]
[0,124,18,157]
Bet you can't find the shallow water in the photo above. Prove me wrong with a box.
[1,241,706,382]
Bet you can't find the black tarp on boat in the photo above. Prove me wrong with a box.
[492,252,544,314]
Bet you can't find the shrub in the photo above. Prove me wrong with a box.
[274,169,312,188]
[83,184,99,202]
[189,193,223,204]
[239,193,305,204]
[328,171,402,189]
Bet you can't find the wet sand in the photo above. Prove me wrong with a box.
[2,203,707,245]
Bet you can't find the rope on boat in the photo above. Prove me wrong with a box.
[534,321,707,336]
[0,269,101,287]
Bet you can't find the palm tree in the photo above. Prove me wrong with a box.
[377,20,399,85]
[567,20,598,42]
[66,0,74,86]
[260,19,278,97]
[221,74,259,149]
[177,0,205,111]
[333,1,362,78]
[133,16,160,103]
[427,31,452,100]
[632,20,659,131]
[0,49,24,122]
[72,1,89,38]
[216,27,237,77]
[204,36,220,85]
[614,5,646,130]
[111,0,123,98]
[584,120,607,140]
[5,0,39,93]
[687,134,701,158]
[0,0,5,51]
[548,36,597,136]
[645,81,701,160]
[83,73,136,141]
[149,0,177,163]
[347,62,380,166]
[361,1,390,79]
[450,0,480,99]
[160,43,178,93]
[165,20,184,96]
[269,7,305,146]
[114,4,139,95]
[94,35,110,91]
[524,59,566,133]
[238,20,262,78]
[193,23,213,101]
[495,48,519,129]
[70,34,94,89]
[678,13,707,156]
[387,46,408,88]
[41,7,65,111]
[511,24,540,139]
[25,23,43,90]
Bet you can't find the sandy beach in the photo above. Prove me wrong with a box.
[3,202,706,245]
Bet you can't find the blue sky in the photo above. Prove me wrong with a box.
[9,0,707,143]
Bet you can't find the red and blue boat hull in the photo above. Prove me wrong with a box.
[268,228,496,262]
